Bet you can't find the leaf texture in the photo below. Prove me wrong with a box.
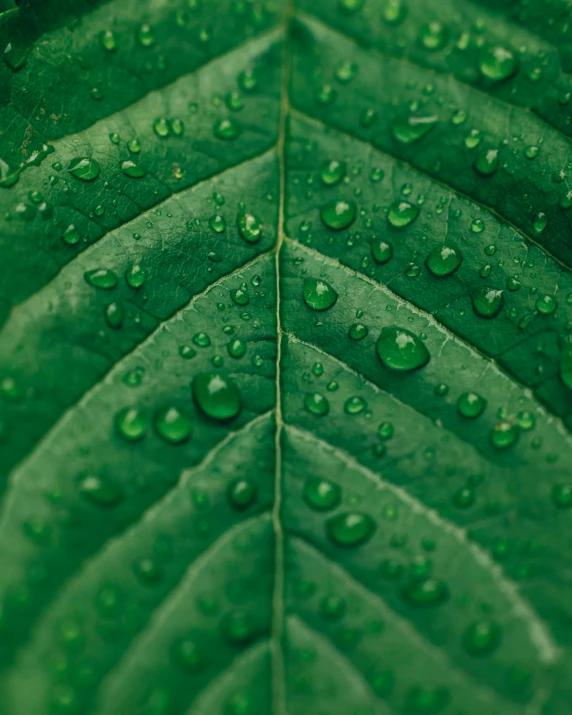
[1,0,572,713]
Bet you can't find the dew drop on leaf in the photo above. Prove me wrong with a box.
[473,149,499,177]
[68,157,101,182]
[319,160,346,186]
[84,268,118,289]
[237,212,262,243]
[115,407,147,441]
[125,264,146,288]
[370,238,393,264]
[376,327,430,372]
[192,373,241,420]
[227,478,257,510]
[304,392,330,416]
[478,46,517,81]
[105,301,124,329]
[214,118,241,140]
[320,199,356,230]
[303,477,341,511]
[154,407,192,444]
[462,620,501,656]
[348,323,369,340]
[552,484,572,509]
[425,244,463,277]
[490,421,518,449]
[401,577,449,608]
[78,475,123,507]
[471,287,504,318]
[382,0,407,25]
[173,639,206,671]
[303,278,338,311]
[457,391,486,418]
[327,512,376,547]
[121,160,146,178]
[418,22,448,51]
[391,115,438,144]
[536,294,557,315]
[387,200,419,228]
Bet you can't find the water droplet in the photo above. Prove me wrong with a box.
[320,160,346,186]
[472,287,504,318]
[231,285,249,305]
[214,118,241,140]
[100,30,117,52]
[227,338,247,359]
[401,578,449,608]
[134,557,162,584]
[303,278,338,311]
[376,327,430,371]
[474,149,499,177]
[452,487,475,509]
[154,407,192,444]
[137,24,156,47]
[304,478,341,510]
[228,478,257,510]
[457,392,486,419]
[382,0,407,25]
[153,118,170,138]
[193,332,211,347]
[68,157,100,182]
[223,610,254,644]
[63,224,81,245]
[320,199,356,230]
[370,238,393,264]
[125,264,146,288]
[405,685,450,714]
[237,212,262,243]
[387,200,419,228]
[419,22,448,50]
[378,422,394,439]
[536,294,557,315]
[78,475,123,507]
[84,268,118,289]
[193,373,241,420]
[463,620,501,656]
[552,484,572,509]
[348,323,368,340]
[327,513,375,547]
[304,392,329,416]
[121,160,146,178]
[490,421,518,449]
[115,407,147,441]
[338,0,364,13]
[478,46,517,81]
[425,244,463,276]
[320,594,346,620]
[392,115,437,144]
[345,396,367,414]
[533,211,547,234]
[209,214,227,233]
[105,302,124,329]
[173,639,205,671]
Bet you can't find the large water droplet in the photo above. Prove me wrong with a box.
[490,421,518,449]
[376,327,430,372]
[237,212,262,243]
[304,392,330,416]
[320,199,356,230]
[68,157,100,181]
[320,160,346,186]
[327,512,375,547]
[474,149,499,177]
[84,268,118,289]
[425,244,463,276]
[457,391,486,418]
[392,115,437,144]
[304,478,341,510]
[387,200,419,228]
[472,287,504,318]
[154,407,192,444]
[478,46,517,81]
[193,373,241,420]
[370,238,393,264]
[303,278,338,311]
[115,407,147,441]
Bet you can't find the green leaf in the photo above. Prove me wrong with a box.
[1,0,572,713]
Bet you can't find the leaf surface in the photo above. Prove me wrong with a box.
[1,0,572,713]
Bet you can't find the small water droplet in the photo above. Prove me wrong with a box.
[304,478,341,510]
[237,212,262,243]
[387,200,419,228]
[68,157,101,181]
[327,512,375,547]
[84,268,118,289]
[392,115,438,144]
[303,278,338,311]
[115,407,147,441]
[320,199,356,231]
[154,407,192,444]
[320,160,346,186]
[478,46,517,81]
[304,392,329,416]
[472,287,504,318]
[457,392,486,419]
[425,244,463,276]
